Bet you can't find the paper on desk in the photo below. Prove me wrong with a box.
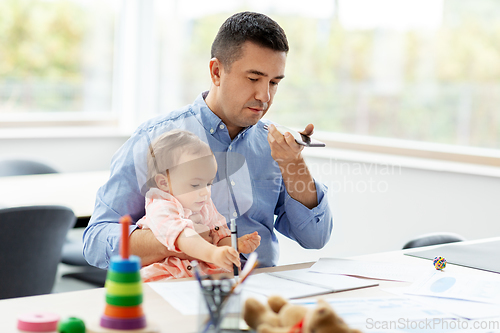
[241,269,377,299]
[242,273,332,299]
[292,296,457,332]
[310,258,429,282]
[147,280,267,316]
[404,271,500,305]
[383,286,500,320]
[148,280,201,315]
[269,269,378,291]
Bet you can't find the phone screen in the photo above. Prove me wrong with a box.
[299,133,326,147]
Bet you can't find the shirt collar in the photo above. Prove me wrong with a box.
[195,91,225,135]
[195,91,256,138]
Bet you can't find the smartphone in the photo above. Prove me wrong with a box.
[263,124,326,147]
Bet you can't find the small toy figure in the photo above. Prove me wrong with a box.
[433,256,447,270]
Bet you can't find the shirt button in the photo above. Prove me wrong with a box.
[214,226,219,231]
[187,265,192,270]
[231,181,235,186]
[233,212,237,217]
[229,146,232,150]
[219,124,225,129]
[210,128,214,134]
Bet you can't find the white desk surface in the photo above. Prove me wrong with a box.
[0,170,109,218]
[1,237,499,333]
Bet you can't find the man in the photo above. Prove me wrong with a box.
[83,11,333,269]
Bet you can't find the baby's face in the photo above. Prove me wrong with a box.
[167,154,217,213]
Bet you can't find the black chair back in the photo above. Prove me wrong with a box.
[0,205,76,299]
[402,232,466,249]
[0,159,58,177]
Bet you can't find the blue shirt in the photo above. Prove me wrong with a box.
[83,92,333,269]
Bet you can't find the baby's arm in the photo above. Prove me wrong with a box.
[218,231,261,254]
[175,228,240,271]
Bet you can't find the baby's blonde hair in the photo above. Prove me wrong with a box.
[146,129,213,189]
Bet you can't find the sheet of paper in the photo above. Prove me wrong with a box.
[269,268,378,291]
[383,286,500,320]
[310,258,430,282]
[148,280,201,315]
[148,280,267,316]
[241,273,332,299]
[292,297,458,332]
[404,271,500,305]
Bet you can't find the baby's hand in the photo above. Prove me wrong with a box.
[210,246,240,271]
[237,231,261,254]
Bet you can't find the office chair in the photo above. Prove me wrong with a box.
[0,158,59,177]
[402,232,466,250]
[0,158,106,287]
[0,205,76,299]
[60,241,107,287]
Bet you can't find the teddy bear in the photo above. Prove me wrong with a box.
[243,295,362,333]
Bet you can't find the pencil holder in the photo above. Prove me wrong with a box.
[197,278,241,333]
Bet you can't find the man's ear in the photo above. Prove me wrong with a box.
[209,57,222,86]
[155,174,170,192]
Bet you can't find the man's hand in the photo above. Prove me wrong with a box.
[210,246,240,271]
[237,231,261,254]
[267,124,308,164]
[266,123,318,209]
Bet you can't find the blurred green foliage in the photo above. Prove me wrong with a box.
[0,0,498,149]
[0,0,84,80]
[180,1,500,149]
[0,0,86,112]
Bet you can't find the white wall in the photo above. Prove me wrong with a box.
[2,136,499,266]
[278,153,500,264]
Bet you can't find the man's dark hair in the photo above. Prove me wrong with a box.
[211,11,289,70]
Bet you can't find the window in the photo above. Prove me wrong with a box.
[2,0,499,153]
[154,0,500,150]
[0,0,117,124]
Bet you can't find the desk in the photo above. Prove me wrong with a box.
[1,238,499,333]
[0,171,108,219]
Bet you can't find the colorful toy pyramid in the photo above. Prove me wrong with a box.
[100,215,147,331]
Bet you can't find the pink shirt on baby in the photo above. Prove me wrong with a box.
[137,188,231,282]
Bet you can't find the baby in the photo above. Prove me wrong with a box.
[137,129,260,282]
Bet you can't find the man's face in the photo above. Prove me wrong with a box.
[213,41,287,137]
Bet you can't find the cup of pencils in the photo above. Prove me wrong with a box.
[197,275,240,333]
[193,253,258,333]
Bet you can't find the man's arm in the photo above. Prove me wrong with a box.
[266,123,333,249]
[83,130,175,269]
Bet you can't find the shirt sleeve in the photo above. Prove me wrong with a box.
[82,132,151,269]
[138,197,195,252]
[274,179,333,249]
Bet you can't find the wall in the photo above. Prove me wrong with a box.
[2,136,499,265]
[277,153,500,264]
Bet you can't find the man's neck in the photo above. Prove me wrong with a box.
[204,91,243,140]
